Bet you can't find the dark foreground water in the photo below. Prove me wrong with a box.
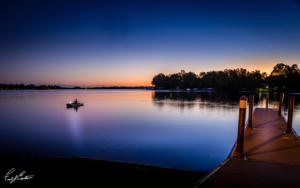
[0,90,299,171]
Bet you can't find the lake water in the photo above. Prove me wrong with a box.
[0,90,299,171]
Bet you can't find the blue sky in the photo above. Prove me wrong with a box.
[1,0,300,86]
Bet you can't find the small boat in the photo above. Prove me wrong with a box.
[66,99,84,108]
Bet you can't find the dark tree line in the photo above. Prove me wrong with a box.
[0,84,62,90]
[152,63,300,91]
[0,84,153,90]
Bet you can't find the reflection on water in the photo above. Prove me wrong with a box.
[67,110,83,145]
[0,90,299,171]
[152,91,240,110]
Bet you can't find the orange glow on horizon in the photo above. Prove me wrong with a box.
[49,77,153,87]
[14,57,299,87]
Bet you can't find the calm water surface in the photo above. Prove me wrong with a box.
[1,90,299,171]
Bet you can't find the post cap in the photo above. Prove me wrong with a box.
[240,95,247,109]
[240,95,248,101]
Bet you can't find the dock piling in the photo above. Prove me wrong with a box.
[286,95,294,134]
[248,95,254,129]
[278,93,284,116]
[266,92,269,109]
[234,95,247,159]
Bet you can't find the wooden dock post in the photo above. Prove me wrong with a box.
[278,93,284,116]
[248,94,254,129]
[286,95,294,134]
[266,92,269,109]
[234,96,247,158]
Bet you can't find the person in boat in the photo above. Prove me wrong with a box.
[74,99,78,104]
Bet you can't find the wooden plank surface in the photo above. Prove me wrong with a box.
[201,159,300,188]
[198,108,300,187]
[245,108,300,165]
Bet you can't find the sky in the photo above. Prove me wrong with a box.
[0,0,300,87]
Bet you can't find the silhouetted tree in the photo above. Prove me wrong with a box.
[181,72,197,89]
[267,63,300,90]
[152,73,167,89]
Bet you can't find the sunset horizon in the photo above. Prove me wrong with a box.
[1,61,298,87]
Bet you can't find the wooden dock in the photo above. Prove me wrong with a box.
[197,108,300,187]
